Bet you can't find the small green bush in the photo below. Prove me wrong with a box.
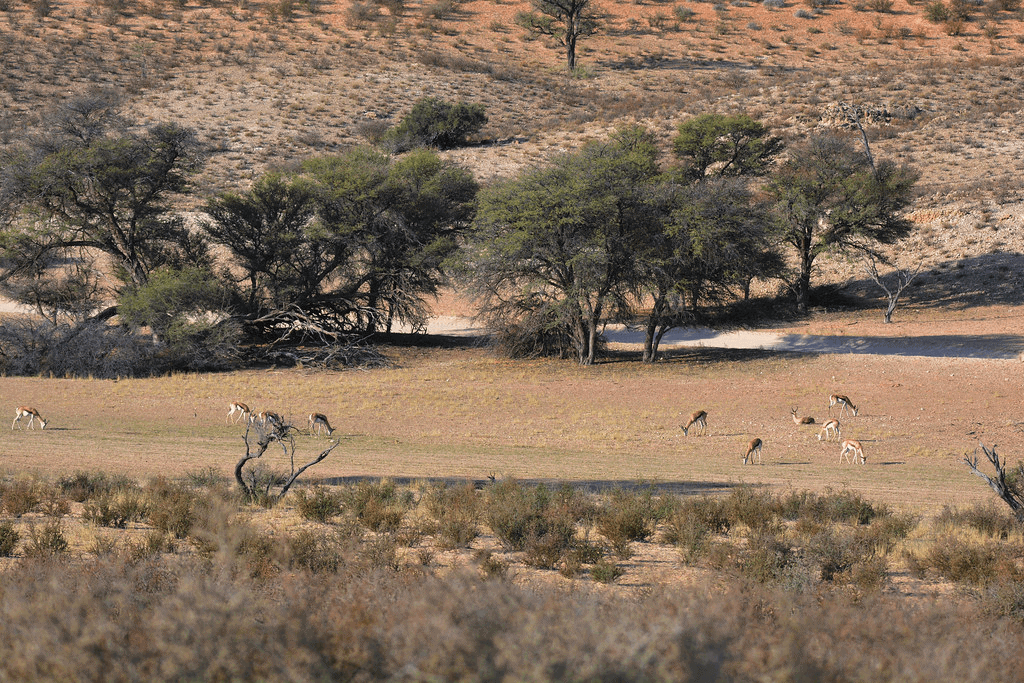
[145,477,205,539]
[741,529,794,583]
[923,535,1015,586]
[726,486,782,531]
[935,503,1018,539]
[596,489,659,552]
[1,479,41,517]
[380,97,487,153]
[288,529,343,574]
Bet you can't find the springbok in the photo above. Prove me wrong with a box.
[743,438,763,465]
[12,406,47,430]
[681,410,708,436]
[829,394,859,417]
[252,410,283,429]
[791,407,815,425]
[817,419,841,442]
[839,439,865,464]
[308,412,335,437]
[227,401,250,424]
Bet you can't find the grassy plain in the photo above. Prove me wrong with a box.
[3,322,1019,515]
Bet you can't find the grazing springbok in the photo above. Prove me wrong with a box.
[12,406,47,430]
[252,410,283,429]
[227,401,250,424]
[681,410,708,436]
[839,439,865,464]
[791,407,815,425]
[308,412,335,437]
[829,394,859,417]
[743,438,763,465]
[818,419,841,442]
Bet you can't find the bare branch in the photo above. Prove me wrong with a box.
[963,442,1024,518]
[863,254,923,323]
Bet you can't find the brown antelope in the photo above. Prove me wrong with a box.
[308,412,335,437]
[252,410,283,429]
[791,407,815,425]
[839,439,865,464]
[743,438,763,465]
[829,394,859,417]
[12,406,47,430]
[227,401,250,424]
[817,419,841,442]
[681,410,708,436]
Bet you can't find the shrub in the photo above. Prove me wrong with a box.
[345,480,413,533]
[935,503,1018,539]
[726,486,781,531]
[0,521,19,556]
[288,529,344,574]
[485,480,577,551]
[23,520,69,558]
[596,489,659,552]
[741,529,794,583]
[925,0,951,19]
[673,5,696,20]
[423,482,480,549]
[57,471,137,502]
[922,535,1015,585]
[1,479,41,517]
[295,486,345,524]
[591,558,624,583]
[145,477,206,539]
[380,97,487,153]
[84,490,148,528]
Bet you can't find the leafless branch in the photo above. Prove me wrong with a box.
[963,442,1024,519]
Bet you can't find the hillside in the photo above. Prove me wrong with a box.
[1,0,1023,310]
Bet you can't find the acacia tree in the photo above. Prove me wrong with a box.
[767,133,918,312]
[515,0,600,71]
[637,178,781,362]
[203,147,476,338]
[466,128,659,365]
[1,117,207,294]
[672,113,784,182]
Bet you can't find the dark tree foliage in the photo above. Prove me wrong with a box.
[203,147,477,339]
[672,113,784,182]
[379,97,487,153]
[466,127,660,365]
[767,133,918,312]
[1,115,207,290]
[515,0,601,71]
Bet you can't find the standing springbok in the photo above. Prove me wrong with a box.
[12,406,47,430]
[743,438,763,465]
[839,439,865,464]
[681,410,708,436]
[791,407,815,425]
[829,394,859,417]
[817,419,841,442]
[227,401,250,424]
[308,412,335,437]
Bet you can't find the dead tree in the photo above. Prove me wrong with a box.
[235,417,339,502]
[963,442,1024,520]
[864,255,923,323]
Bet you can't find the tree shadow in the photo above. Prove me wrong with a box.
[319,475,744,497]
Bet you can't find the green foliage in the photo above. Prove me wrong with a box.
[515,0,601,70]
[204,148,476,338]
[288,529,344,574]
[920,535,1016,585]
[144,477,206,539]
[1,479,41,517]
[673,113,784,181]
[767,133,919,311]
[484,480,581,564]
[662,496,732,562]
[741,529,794,583]
[57,471,136,502]
[466,126,661,364]
[118,265,239,371]
[379,97,487,152]
[590,558,624,583]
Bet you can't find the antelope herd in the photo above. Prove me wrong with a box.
[682,393,866,466]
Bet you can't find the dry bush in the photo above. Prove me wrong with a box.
[935,502,1020,539]
[344,479,413,533]
[916,534,1021,585]
[0,521,20,557]
[595,488,661,553]
[0,479,42,518]
[294,485,344,523]
[422,481,480,549]
[82,489,148,528]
